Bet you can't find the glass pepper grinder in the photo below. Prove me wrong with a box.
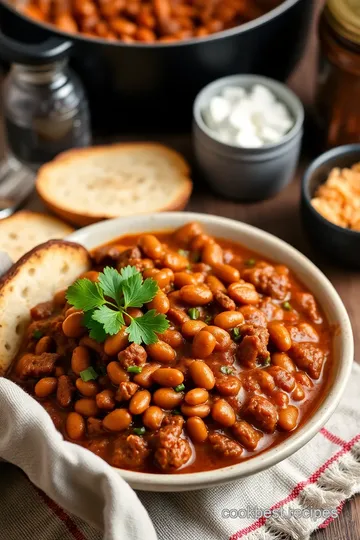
[0,35,91,217]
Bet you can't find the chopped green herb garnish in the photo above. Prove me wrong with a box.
[187,263,192,270]
[80,366,98,382]
[245,258,256,267]
[174,383,185,392]
[220,366,233,375]
[204,314,213,324]
[262,355,271,367]
[172,409,182,415]
[33,330,43,340]
[133,427,146,436]
[282,301,292,311]
[127,365,143,374]
[188,307,200,320]
[66,265,169,345]
[232,327,241,341]
[178,249,189,258]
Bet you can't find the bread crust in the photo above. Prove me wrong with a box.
[36,143,193,227]
[0,240,91,375]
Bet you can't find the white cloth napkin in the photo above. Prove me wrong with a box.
[1,362,360,540]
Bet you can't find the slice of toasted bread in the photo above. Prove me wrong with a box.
[36,143,193,226]
[0,240,91,375]
[0,211,74,262]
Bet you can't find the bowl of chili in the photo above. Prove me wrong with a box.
[4,212,353,491]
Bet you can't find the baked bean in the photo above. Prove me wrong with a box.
[205,275,226,294]
[268,322,292,352]
[278,405,299,431]
[228,282,259,305]
[138,234,164,259]
[64,306,80,318]
[214,310,244,330]
[189,360,215,390]
[180,284,213,305]
[62,311,85,338]
[181,319,207,339]
[186,416,208,443]
[103,409,132,432]
[136,27,156,41]
[111,17,137,36]
[202,242,223,266]
[162,251,188,272]
[206,326,231,351]
[104,326,129,356]
[213,264,240,284]
[190,234,215,252]
[272,390,290,408]
[80,270,99,282]
[143,406,164,430]
[184,388,209,406]
[152,367,184,387]
[74,398,99,417]
[195,26,209,37]
[146,341,176,364]
[123,308,143,325]
[66,412,85,440]
[147,290,170,313]
[133,363,161,388]
[181,403,210,418]
[292,383,306,401]
[129,389,151,415]
[35,336,53,355]
[153,388,183,409]
[157,329,183,348]
[215,376,241,396]
[55,366,65,377]
[295,371,314,388]
[96,389,116,410]
[173,222,204,247]
[174,272,197,288]
[211,399,236,427]
[192,330,216,358]
[34,377,57,398]
[107,361,129,384]
[76,378,99,397]
[71,346,91,375]
[54,289,67,307]
[272,352,296,373]
[152,269,173,289]
[167,307,190,325]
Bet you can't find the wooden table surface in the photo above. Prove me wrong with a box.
[0,1,359,538]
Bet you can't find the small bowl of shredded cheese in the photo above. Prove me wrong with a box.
[193,74,304,201]
[302,144,360,267]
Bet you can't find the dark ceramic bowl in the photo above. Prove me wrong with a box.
[301,144,360,268]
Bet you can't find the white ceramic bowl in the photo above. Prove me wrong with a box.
[67,212,353,492]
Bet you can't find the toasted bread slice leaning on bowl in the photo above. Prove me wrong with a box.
[0,213,353,492]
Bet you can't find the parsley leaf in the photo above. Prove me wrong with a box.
[92,305,124,336]
[119,265,139,281]
[99,267,124,305]
[123,275,158,309]
[83,309,107,342]
[127,310,169,345]
[66,279,104,311]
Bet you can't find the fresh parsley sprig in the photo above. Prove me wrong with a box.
[66,266,169,345]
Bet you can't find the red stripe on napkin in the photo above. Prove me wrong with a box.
[231,432,360,539]
[35,487,87,540]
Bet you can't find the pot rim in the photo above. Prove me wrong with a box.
[1,0,304,49]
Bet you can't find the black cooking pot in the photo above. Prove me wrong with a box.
[0,0,314,132]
